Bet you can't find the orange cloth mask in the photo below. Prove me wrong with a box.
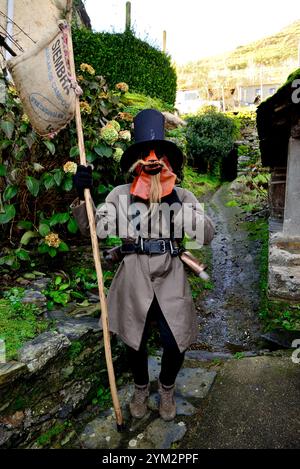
[130,150,177,200]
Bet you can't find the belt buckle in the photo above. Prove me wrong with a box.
[159,239,166,254]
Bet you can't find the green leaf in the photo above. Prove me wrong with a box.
[26,176,40,197]
[55,276,62,285]
[67,217,78,234]
[71,291,86,300]
[20,230,38,245]
[1,139,12,150]
[38,243,49,254]
[94,144,113,158]
[50,212,70,226]
[17,220,33,230]
[47,300,54,310]
[51,291,69,305]
[0,204,16,224]
[0,120,14,139]
[59,283,70,291]
[38,223,50,236]
[62,175,73,191]
[15,249,30,261]
[58,242,69,252]
[86,151,97,163]
[0,164,7,176]
[43,174,55,190]
[53,170,63,186]
[3,254,16,266]
[3,185,18,201]
[97,184,108,194]
[48,247,57,257]
[44,141,56,155]
[70,146,80,158]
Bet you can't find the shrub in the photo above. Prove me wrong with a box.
[72,28,177,105]
[0,71,132,269]
[185,109,239,176]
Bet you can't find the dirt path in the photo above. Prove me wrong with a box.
[195,183,264,353]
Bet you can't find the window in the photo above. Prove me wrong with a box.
[269,88,276,95]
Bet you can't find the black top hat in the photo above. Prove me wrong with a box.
[120,109,184,174]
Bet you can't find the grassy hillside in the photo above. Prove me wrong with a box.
[177,20,300,91]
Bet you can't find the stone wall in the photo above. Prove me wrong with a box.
[268,233,300,302]
[235,122,260,176]
[0,316,125,448]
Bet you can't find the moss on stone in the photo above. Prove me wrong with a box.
[36,422,65,447]
[67,340,84,360]
[0,297,48,360]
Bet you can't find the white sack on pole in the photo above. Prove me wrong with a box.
[7,21,81,137]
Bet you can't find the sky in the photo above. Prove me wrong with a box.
[84,0,300,65]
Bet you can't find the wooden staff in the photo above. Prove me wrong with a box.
[66,0,124,431]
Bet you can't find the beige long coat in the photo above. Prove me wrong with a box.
[71,184,215,352]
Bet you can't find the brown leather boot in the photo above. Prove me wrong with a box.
[158,379,176,421]
[129,383,149,419]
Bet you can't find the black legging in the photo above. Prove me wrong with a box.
[126,295,185,386]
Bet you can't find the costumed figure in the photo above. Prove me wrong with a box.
[71,109,215,421]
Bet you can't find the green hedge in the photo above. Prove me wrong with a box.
[186,109,239,176]
[72,28,177,105]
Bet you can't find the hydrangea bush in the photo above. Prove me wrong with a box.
[0,67,132,269]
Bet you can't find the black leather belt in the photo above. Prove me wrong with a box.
[120,238,179,256]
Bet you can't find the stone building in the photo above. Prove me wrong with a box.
[257,68,300,302]
[239,83,281,107]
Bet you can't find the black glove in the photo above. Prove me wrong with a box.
[73,165,93,200]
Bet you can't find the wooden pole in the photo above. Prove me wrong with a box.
[162,30,167,53]
[66,0,124,430]
[125,1,131,31]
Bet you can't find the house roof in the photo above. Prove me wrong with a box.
[256,68,300,167]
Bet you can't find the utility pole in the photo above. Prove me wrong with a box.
[221,85,225,112]
[162,30,167,52]
[125,1,131,31]
[260,64,263,101]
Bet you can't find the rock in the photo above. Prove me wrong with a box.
[16,277,31,286]
[68,303,100,318]
[0,362,27,386]
[57,320,91,340]
[18,331,71,373]
[148,355,161,382]
[23,273,36,280]
[21,289,47,308]
[61,430,76,446]
[60,365,74,379]
[162,112,186,130]
[86,292,100,303]
[261,330,300,349]
[0,411,24,428]
[31,278,51,291]
[148,393,196,416]
[46,310,68,321]
[268,233,300,301]
[131,419,187,449]
[79,417,122,449]
[176,367,217,399]
[60,380,92,412]
[0,427,13,447]
[185,350,233,361]
[118,383,135,407]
